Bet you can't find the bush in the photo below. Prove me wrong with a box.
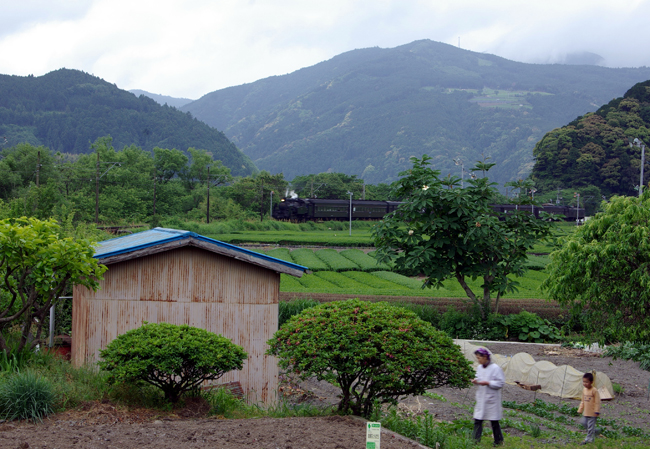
[0,370,55,421]
[278,298,319,327]
[372,271,424,289]
[290,249,329,271]
[99,322,247,403]
[498,311,561,342]
[339,249,391,272]
[314,249,360,271]
[267,299,474,417]
[604,342,650,371]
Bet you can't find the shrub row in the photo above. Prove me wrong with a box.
[266,248,293,263]
[342,271,405,289]
[290,249,329,271]
[315,272,369,290]
[339,249,391,272]
[371,271,424,289]
[314,249,360,272]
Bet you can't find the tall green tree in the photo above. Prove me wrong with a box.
[0,218,106,354]
[542,193,650,342]
[373,156,555,318]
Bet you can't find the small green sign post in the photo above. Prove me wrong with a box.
[366,422,381,449]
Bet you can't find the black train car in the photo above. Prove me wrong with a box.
[489,204,585,221]
[273,198,584,222]
[273,198,393,221]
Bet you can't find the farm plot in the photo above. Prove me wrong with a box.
[266,248,293,263]
[339,249,391,271]
[290,249,330,271]
[315,249,360,272]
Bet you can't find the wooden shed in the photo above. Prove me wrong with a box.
[72,227,307,404]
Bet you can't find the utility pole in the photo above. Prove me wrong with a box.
[270,190,274,218]
[260,180,264,222]
[206,166,210,224]
[348,191,353,236]
[574,192,581,226]
[153,176,157,217]
[362,183,365,200]
[95,152,100,224]
[34,150,41,212]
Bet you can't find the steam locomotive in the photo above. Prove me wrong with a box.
[272,197,585,222]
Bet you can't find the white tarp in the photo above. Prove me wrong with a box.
[455,340,614,399]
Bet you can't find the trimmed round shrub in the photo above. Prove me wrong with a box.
[267,299,474,417]
[99,322,247,403]
[0,370,55,422]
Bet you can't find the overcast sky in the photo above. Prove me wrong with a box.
[2,0,650,99]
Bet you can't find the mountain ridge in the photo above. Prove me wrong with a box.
[0,69,255,177]
[182,39,650,185]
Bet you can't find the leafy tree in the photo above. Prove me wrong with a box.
[267,299,473,417]
[291,173,364,199]
[99,322,248,403]
[373,156,555,318]
[0,217,106,355]
[542,193,650,342]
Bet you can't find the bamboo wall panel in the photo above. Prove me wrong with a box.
[73,246,281,403]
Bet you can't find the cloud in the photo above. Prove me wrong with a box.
[1,0,650,98]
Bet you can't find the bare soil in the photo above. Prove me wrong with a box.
[298,342,650,435]
[1,342,648,448]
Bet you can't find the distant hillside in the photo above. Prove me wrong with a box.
[531,80,650,197]
[129,89,194,108]
[182,39,650,185]
[0,69,256,176]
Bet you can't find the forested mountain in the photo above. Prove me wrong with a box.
[0,69,256,176]
[531,80,650,197]
[129,89,194,108]
[182,39,650,185]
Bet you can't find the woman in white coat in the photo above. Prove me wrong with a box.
[472,348,505,446]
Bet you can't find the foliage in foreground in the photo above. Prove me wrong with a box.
[604,342,650,371]
[0,370,55,421]
[99,322,247,403]
[542,193,650,342]
[0,217,107,355]
[373,155,555,318]
[267,299,474,417]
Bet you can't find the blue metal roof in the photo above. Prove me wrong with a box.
[94,227,308,273]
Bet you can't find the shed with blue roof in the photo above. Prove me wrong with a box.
[72,228,308,404]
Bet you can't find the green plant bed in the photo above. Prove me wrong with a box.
[315,271,371,289]
[297,273,342,291]
[339,249,391,271]
[371,271,425,289]
[280,274,307,292]
[290,249,329,271]
[343,271,407,289]
[212,230,374,247]
[314,249,360,272]
[266,248,293,263]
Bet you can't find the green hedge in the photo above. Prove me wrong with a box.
[290,249,330,271]
[266,248,293,263]
[280,274,306,291]
[315,271,369,289]
[372,271,425,290]
[339,249,391,272]
[297,273,341,291]
[314,249,360,272]
[342,271,406,289]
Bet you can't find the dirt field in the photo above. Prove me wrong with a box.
[0,342,648,448]
[299,342,650,434]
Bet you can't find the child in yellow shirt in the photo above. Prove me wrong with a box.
[577,372,600,444]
